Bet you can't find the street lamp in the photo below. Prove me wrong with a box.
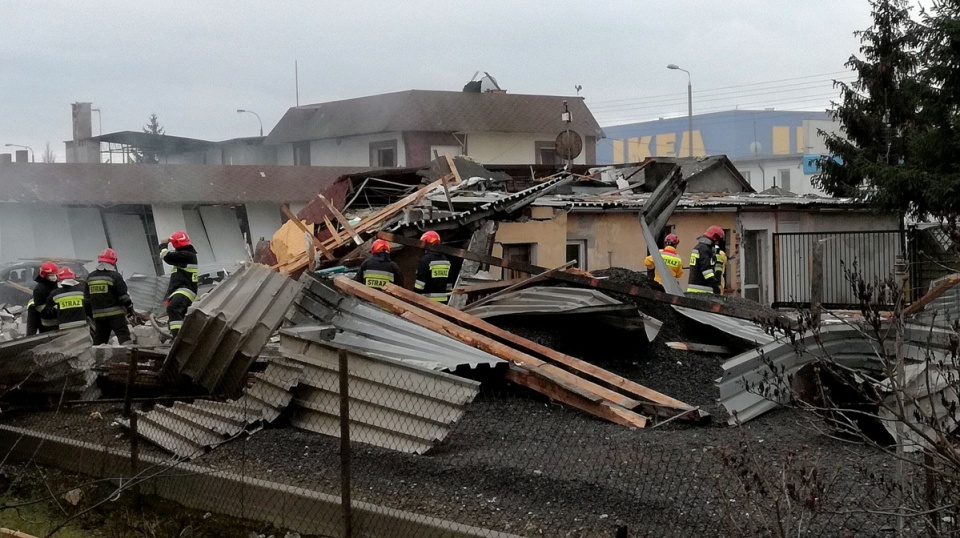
[5,143,34,162]
[667,64,693,158]
[236,109,263,137]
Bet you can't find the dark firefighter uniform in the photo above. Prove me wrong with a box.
[46,281,88,331]
[414,251,452,302]
[27,276,59,334]
[161,244,199,337]
[354,252,403,290]
[687,237,721,294]
[85,265,134,344]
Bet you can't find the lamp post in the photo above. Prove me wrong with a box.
[667,64,693,157]
[236,109,263,137]
[5,143,34,162]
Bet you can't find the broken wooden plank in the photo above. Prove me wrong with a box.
[382,282,702,420]
[505,366,646,429]
[279,204,334,261]
[453,277,528,295]
[322,214,340,243]
[904,274,960,316]
[447,220,499,309]
[332,277,650,426]
[378,231,799,331]
[665,342,732,355]
[466,260,577,310]
[445,154,464,184]
[318,193,363,246]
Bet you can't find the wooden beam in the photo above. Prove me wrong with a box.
[904,274,960,316]
[378,231,799,330]
[322,214,340,243]
[453,278,528,295]
[665,342,732,355]
[505,366,646,428]
[318,194,363,246]
[382,282,702,419]
[279,204,335,260]
[445,154,464,184]
[465,260,577,311]
[332,277,651,426]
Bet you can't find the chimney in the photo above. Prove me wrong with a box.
[0,154,10,164]
[72,102,92,141]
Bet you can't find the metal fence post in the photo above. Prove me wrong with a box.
[339,348,352,538]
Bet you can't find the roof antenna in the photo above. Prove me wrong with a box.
[575,85,582,96]
[295,60,300,107]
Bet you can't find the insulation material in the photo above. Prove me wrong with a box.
[151,204,189,276]
[0,203,37,262]
[102,213,156,277]
[198,205,249,265]
[270,219,310,267]
[182,209,216,264]
[245,203,282,245]
[67,208,107,263]
[32,206,77,260]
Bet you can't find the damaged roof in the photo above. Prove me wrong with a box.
[0,163,371,205]
[530,189,873,212]
[265,90,604,144]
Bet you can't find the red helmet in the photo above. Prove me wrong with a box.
[420,230,441,244]
[98,248,118,265]
[169,231,191,249]
[371,239,391,254]
[57,267,76,281]
[39,261,59,279]
[664,233,680,247]
[705,226,725,242]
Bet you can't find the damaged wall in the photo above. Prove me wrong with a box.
[466,132,590,165]
[492,208,567,278]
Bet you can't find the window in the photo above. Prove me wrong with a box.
[566,241,587,270]
[369,140,398,167]
[778,169,791,192]
[535,141,559,165]
[502,243,535,280]
[293,142,311,166]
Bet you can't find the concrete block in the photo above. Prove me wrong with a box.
[133,325,162,346]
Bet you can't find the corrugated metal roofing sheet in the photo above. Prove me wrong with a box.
[672,306,777,346]
[124,357,303,459]
[279,329,481,454]
[531,191,869,210]
[288,276,505,372]
[463,286,629,317]
[162,263,303,397]
[718,323,956,425]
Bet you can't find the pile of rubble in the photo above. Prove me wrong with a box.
[0,154,953,466]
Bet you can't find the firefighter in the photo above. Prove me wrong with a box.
[46,267,88,331]
[414,231,452,302]
[644,233,684,290]
[714,236,728,295]
[354,239,402,289]
[25,261,60,335]
[687,226,724,294]
[160,231,198,339]
[85,248,134,345]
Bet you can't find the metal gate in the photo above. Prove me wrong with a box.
[773,230,903,309]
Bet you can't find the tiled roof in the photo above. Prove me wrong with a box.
[0,163,371,205]
[265,90,605,144]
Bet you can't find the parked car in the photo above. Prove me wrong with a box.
[0,258,91,307]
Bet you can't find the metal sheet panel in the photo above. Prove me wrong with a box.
[672,306,777,346]
[163,263,303,396]
[279,331,480,454]
[463,286,627,317]
[125,274,169,315]
[183,209,216,265]
[198,205,250,266]
[0,203,37,262]
[717,324,952,425]
[289,277,505,372]
[32,206,76,260]
[67,208,108,265]
[124,357,303,459]
[244,203,282,246]
[103,213,155,278]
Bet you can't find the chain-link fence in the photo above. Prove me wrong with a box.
[0,349,944,538]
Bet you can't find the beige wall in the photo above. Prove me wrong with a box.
[467,132,588,165]
[497,208,739,293]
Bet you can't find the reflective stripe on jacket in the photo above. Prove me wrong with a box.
[643,246,684,285]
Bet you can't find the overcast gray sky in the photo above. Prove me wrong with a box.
[1,1,886,162]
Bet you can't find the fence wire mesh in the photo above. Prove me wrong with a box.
[0,342,947,538]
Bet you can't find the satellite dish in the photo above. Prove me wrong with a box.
[749,141,763,155]
[556,130,583,161]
